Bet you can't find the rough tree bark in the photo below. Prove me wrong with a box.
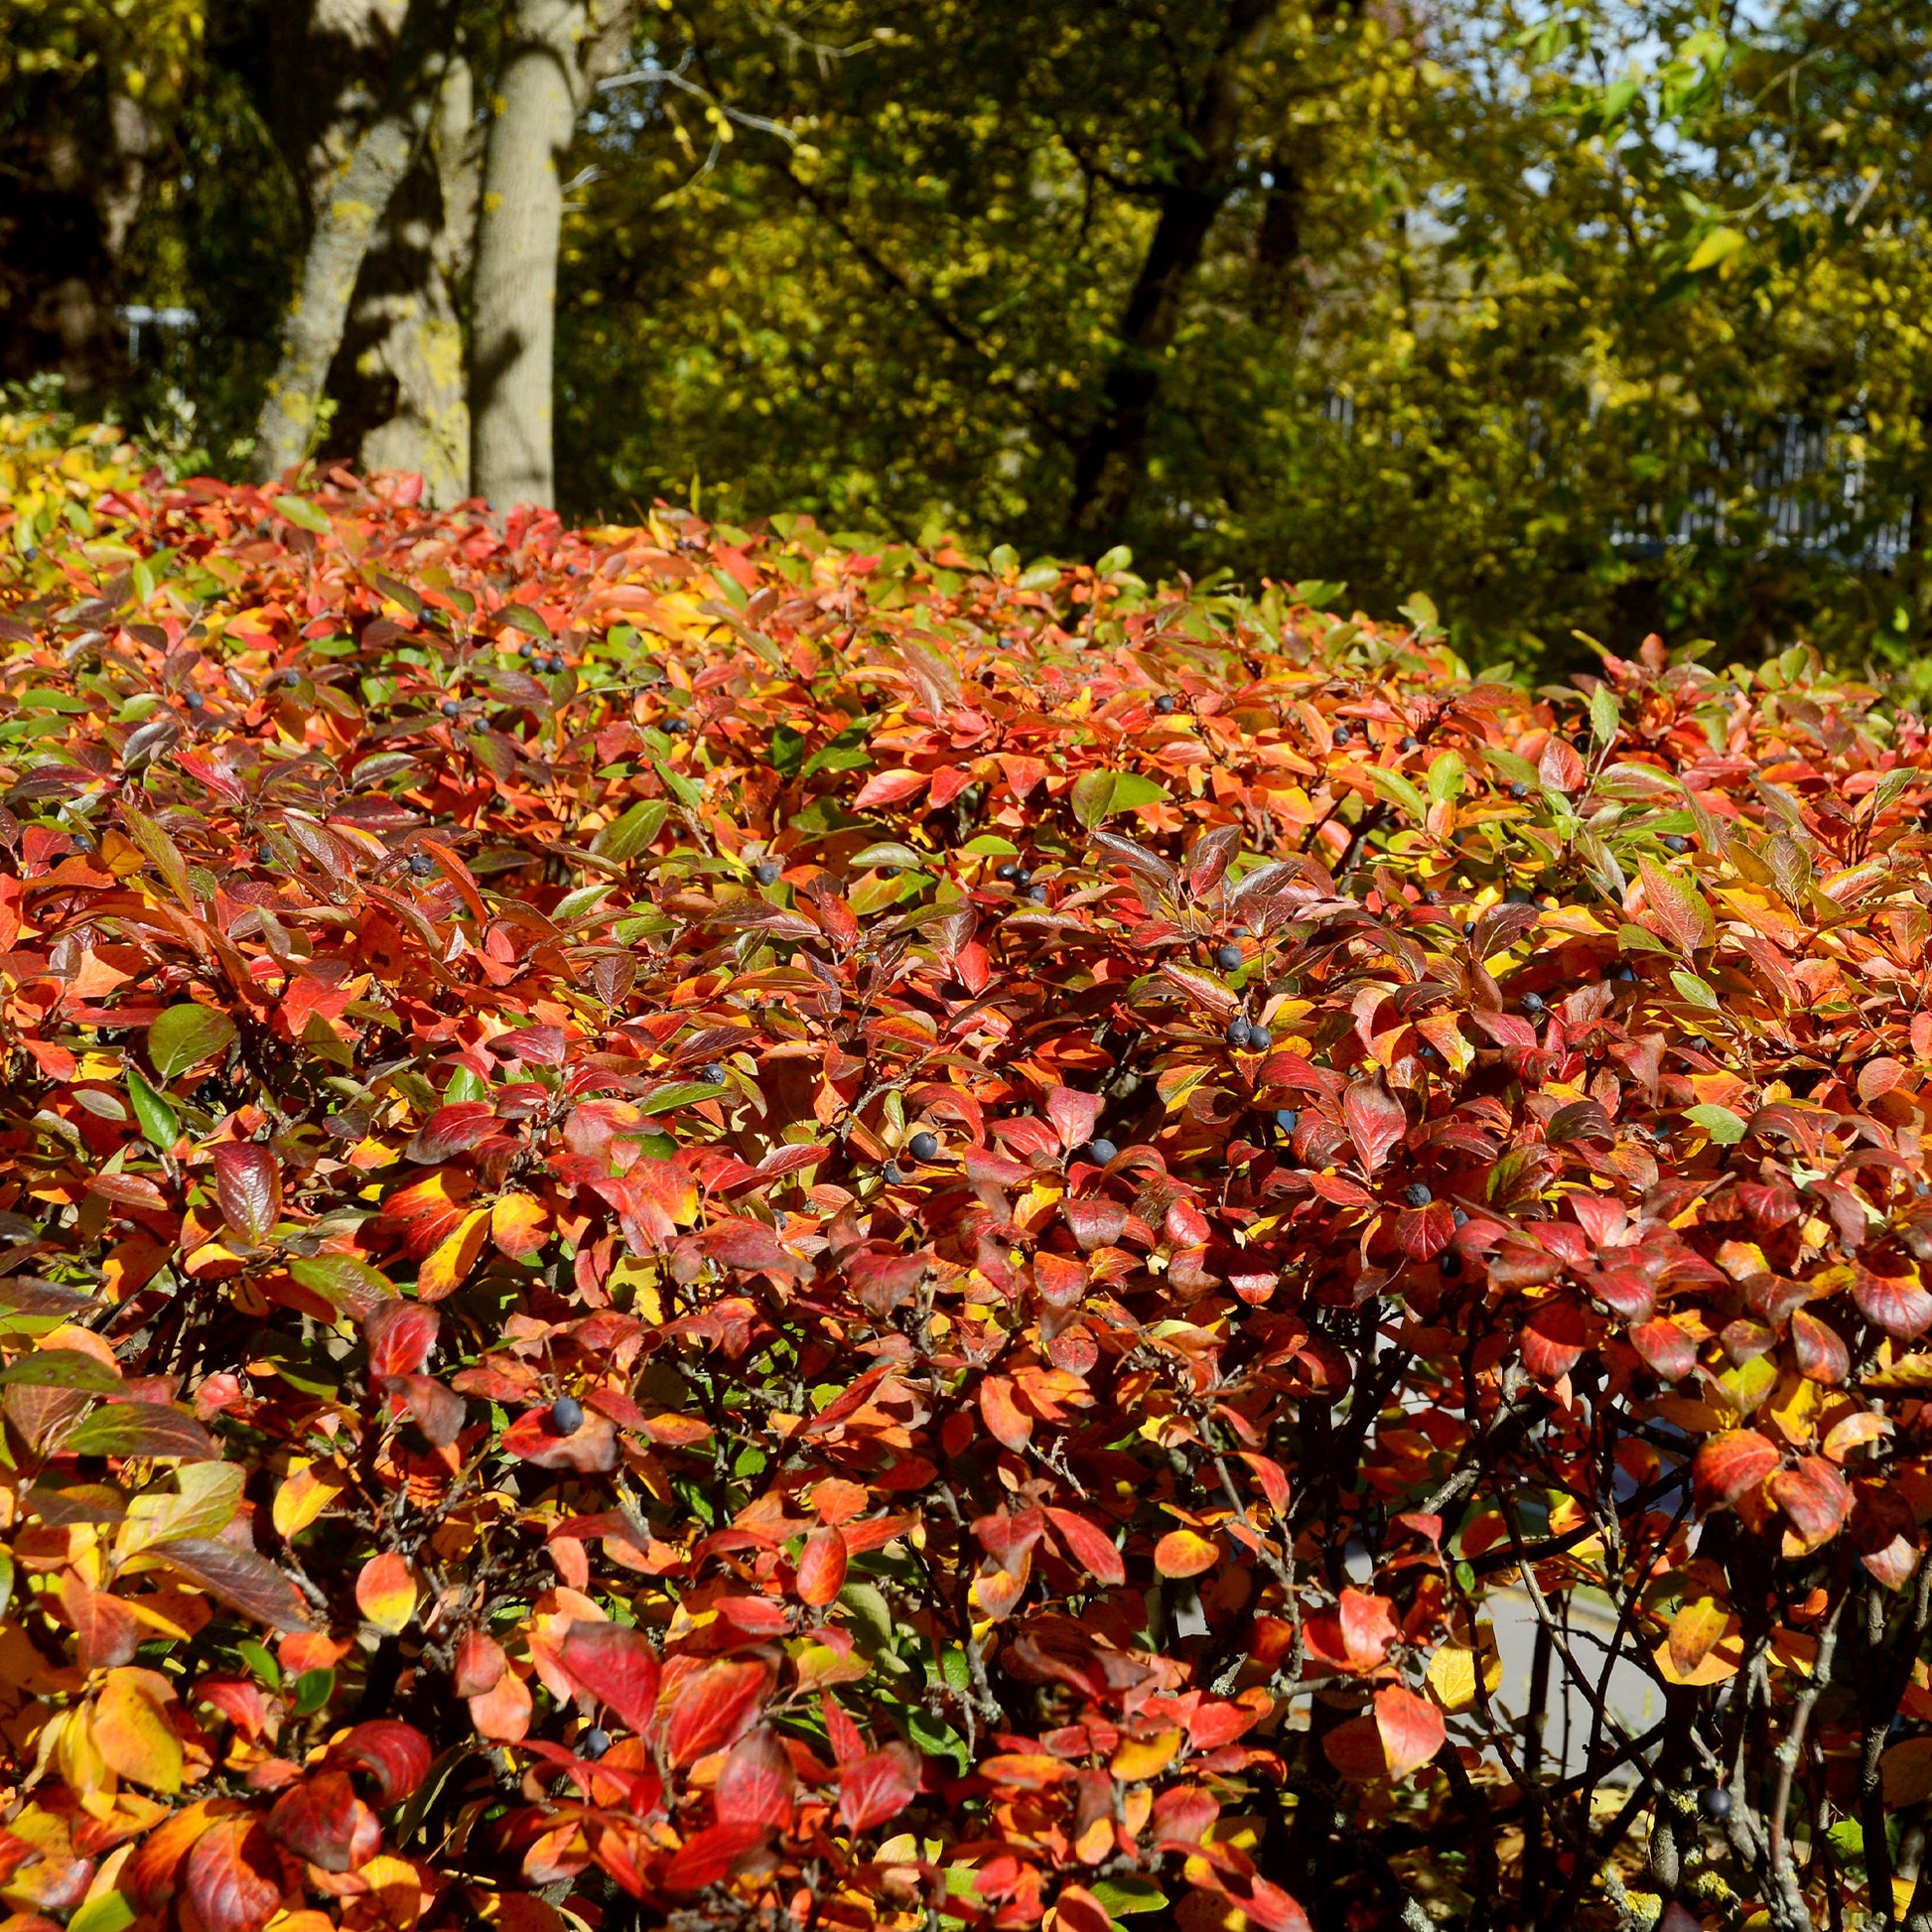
[329,57,483,504]
[1064,0,1278,549]
[250,0,462,483]
[469,0,634,510]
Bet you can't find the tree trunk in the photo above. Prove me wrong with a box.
[470,0,633,511]
[250,0,461,484]
[1064,0,1277,549]
[330,57,483,505]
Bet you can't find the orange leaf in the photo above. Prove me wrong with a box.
[354,1553,417,1636]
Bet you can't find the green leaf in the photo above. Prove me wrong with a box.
[0,1349,123,1392]
[1589,687,1619,745]
[637,1080,731,1116]
[293,1667,336,1715]
[149,1004,237,1079]
[1367,767,1428,819]
[1426,750,1465,803]
[287,1253,395,1317]
[68,1893,135,1932]
[65,1403,217,1460]
[236,1637,281,1689]
[272,494,333,536]
[1616,922,1674,955]
[962,834,1019,856]
[127,1067,179,1149]
[592,799,671,864]
[1293,579,1346,609]
[1094,545,1134,575]
[653,759,703,809]
[770,722,806,777]
[121,802,193,904]
[1090,1876,1169,1917]
[495,602,553,641]
[906,1705,972,1776]
[801,726,873,777]
[1071,768,1169,830]
[851,841,930,871]
[0,1546,14,1621]
[1670,969,1722,1010]
[1687,1103,1746,1144]
[1398,591,1439,632]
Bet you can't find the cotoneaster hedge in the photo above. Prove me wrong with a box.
[2,450,1932,1932]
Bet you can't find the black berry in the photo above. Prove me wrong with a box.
[1440,1253,1462,1277]
[1154,694,1176,714]
[1244,1022,1272,1053]
[408,852,435,878]
[908,1131,940,1162]
[1225,1020,1250,1048]
[1700,1786,1731,1823]
[756,861,782,886]
[185,690,206,710]
[1333,727,1352,747]
[1662,834,1689,854]
[1215,943,1244,971]
[704,1063,727,1083]
[1400,736,1420,752]
[256,845,274,865]
[1451,1207,1468,1228]
[996,863,1020,882]
[662,716,688,734]
[582,1727,611,1759]
[519,640,537,658]
[882,1161,905,1184]
[440,699,461,718]
[549,1396,585,1437]
[1521,990,1546,1014]
[1509,780,1530,799]
[1083,1138,1119,1167]
[1405,1182,1433,1207]
[1026,884,1047,902]
[1422,890,1442,905]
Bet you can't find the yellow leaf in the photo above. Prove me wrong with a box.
[91,1669,183,1794]
[355,1552,418,1635]
[1426,1627,1501,1714]
[272,1458,346,1539]
[1109,1728,1182,1783]
[1668,1592,1730,1677]
[417,1206,491,1302]
[1686,226,1745,274]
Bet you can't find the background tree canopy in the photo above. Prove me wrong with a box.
[3,0,1928,678]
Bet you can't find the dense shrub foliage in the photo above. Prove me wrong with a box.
[4,451,1932,1932]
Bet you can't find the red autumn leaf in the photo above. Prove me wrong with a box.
[663,1658,767,1766]
[979,1374,1034,1451]
[334,1720,434,1805]
[1629,1317,1697,1382]
[797,1525,849,1606]
[406,1101,501,1165]
[714,1725,796,1830]
[453,1630,507,1698]
[1043,1506,1126,1586]
[1854,1266,1932,1340]
[184,1816,283,1932]
[1520,1299,1589,1383]
[558,1622,662,1737]
[662,1821,768,1893]
[1337,1588,1400,1671]
[1055,1886,1115,1932]
[1045,1086,1102,1151]
[1342,1076,1407,1173]
[1374,1684,1447,1779]
[837,1740,922,1833]
[1695,1430,1781,1513]
[211,1143,281,1247]
[266,1770,379,1872]
[364,1302,440,1378]
[1770,1455,1852,1554]
[1791,1309,1850,1384]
